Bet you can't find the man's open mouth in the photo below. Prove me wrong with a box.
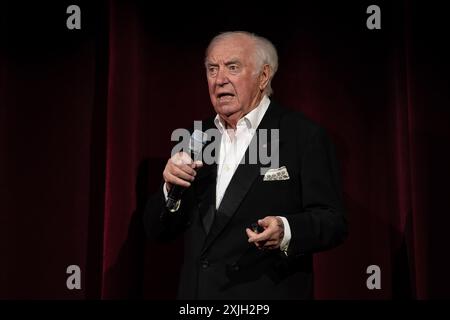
[217,93,235,100]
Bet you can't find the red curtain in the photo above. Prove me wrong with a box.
[1,1,449,299]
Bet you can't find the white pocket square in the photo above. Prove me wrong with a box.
[263,166,290,181]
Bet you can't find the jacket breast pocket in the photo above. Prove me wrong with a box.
[257,177,300,209]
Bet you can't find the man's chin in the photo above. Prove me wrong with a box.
[213,102,239,116]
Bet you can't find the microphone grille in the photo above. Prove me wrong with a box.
[189,130,207,154]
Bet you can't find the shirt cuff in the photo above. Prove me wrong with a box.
[278,216,291,253]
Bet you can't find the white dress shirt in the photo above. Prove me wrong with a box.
[164,95,291,252]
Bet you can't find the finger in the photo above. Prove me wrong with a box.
[192,160,203,169]
[258,217,272,228]
[172,152,193,166]
[177,164,197,177]
[171,165,196,182]
[259,237,279,247]
[164,172,191,188]
[247,229,269,247]
[254,240,266,248]
[262,239,280,247]
[249,229,271,243]
[257,242,271,250]
[246,228,258,241]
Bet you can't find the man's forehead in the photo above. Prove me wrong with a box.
[207,42,250,62]
[206,54,242,64]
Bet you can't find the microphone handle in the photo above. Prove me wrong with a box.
[166,184,185,212]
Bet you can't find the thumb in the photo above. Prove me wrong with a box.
[192,160,203,169]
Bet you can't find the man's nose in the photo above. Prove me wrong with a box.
[215,68,229,86]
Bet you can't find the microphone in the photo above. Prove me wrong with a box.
[166,129,207,212]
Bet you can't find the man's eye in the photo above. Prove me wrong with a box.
[208,67,218,75]
[229,65,238,71]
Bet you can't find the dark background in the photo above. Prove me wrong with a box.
[1,0,449,299]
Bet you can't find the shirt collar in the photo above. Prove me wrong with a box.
[214,95,271,133]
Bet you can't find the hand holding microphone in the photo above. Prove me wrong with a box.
[164,130,206,212]
[163,152,202,191]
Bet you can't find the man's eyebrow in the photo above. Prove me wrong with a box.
[205,59,241,67]
[225,59,241,65]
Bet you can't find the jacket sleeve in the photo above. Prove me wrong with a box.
[143,183,195,242]
[286,127,348,256]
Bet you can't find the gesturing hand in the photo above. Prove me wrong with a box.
[246,216,285,250]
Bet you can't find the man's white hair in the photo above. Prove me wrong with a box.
[206,31,279,96]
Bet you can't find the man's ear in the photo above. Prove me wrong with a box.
[259,64,271,91]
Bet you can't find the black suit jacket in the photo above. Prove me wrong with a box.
[144,102,348,299]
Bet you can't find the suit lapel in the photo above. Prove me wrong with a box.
[194,117,218,235]
[201,102,284,253]
[196,162,216,234]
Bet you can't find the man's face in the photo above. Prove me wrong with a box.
[205,36,263,123]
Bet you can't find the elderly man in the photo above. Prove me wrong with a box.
[144,31,347,299]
